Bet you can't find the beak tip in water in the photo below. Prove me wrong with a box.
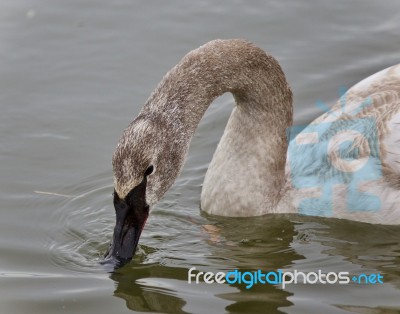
[100,245,133,270]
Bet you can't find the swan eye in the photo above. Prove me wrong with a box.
[144,165,154,177]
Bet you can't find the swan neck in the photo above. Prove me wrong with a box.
[145,39,292,136]
[140,39,293,213]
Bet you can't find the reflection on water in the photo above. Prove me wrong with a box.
[103,212,400,313]
[111,265,188,313]
[20,166,400,313]
[108,215,297,313]
[284,219,400,313]
[44,169,400,313]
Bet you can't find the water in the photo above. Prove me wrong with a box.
[1,1,400,313]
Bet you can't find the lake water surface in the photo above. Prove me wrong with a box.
[1,1,400,313]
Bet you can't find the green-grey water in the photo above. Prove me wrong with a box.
[1,1,400,313]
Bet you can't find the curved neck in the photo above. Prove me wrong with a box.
[143,40,292,136]
[140,39,293,214]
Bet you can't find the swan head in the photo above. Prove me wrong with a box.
[104,112,188,266]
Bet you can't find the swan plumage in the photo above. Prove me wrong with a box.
[106,38,400,265]
[284,64,400,224]
[114,39,400,223]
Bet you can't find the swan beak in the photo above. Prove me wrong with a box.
[104,187,149,268]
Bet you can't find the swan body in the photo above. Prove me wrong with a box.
[111,39,400,244]
[284,65,400,224]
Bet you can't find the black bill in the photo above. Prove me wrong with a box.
[103,178,149,268]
